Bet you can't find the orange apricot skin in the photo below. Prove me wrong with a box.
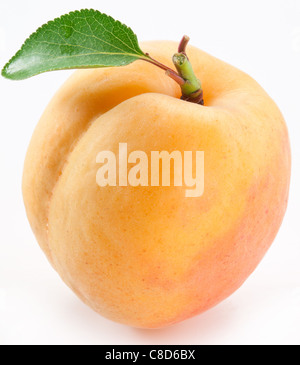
[22,41,291,328]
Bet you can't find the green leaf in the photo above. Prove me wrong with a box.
[2,9,147,80]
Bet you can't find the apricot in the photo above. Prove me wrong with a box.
[22,41,291,328]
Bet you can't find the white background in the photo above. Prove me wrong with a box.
[0,0,299,345]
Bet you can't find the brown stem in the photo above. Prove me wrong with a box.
[142,53,185,85]
[181,89,204,105]
[165,69,185,86]
[143,53,172,72]
[178,35,190,54]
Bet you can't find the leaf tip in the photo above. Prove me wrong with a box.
[1,61,11,79]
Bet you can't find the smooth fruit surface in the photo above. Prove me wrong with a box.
[22,41,291,328]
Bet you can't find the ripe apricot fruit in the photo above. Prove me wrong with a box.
[22,41,291,328]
